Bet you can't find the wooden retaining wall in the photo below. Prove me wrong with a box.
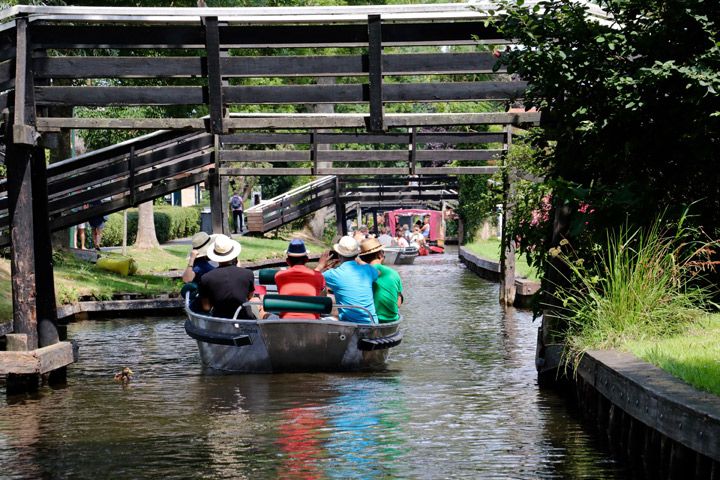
[457,246,539,308]
[574,350,720,478]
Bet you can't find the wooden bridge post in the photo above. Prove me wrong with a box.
[5,16,62,392]
[500,125,516,306]
[367,15,384,132]
[334,177,346,236]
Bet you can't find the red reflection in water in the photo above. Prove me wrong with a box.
[276,405,327,479]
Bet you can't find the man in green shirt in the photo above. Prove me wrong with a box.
[359,238,403,323]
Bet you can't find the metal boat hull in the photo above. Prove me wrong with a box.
[384,246,418,265]
[185,308,402,373]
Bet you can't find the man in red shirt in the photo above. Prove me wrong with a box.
[274,239,326,319]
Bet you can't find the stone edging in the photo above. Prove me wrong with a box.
[458,246,540,307]
[578,349,720,463]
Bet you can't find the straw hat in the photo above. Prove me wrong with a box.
[191,232,215,258]
[333,235,360,258]
[360,237,384,256]
[207,234,242,263]
[286,238,309,257]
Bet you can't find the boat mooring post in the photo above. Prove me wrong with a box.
[499,125,516,306]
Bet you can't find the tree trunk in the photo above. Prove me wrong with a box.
[134,201,159,249]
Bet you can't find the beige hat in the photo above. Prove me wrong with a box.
[191,232,215,258]
[333,235,360,258]
[360,237,384,256]
[207,234,242,263]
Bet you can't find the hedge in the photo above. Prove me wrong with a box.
[101,206,200,246]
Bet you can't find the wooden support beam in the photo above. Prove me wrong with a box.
[30,145,59,339]
[34,52,507,79]
[0,341,75,375]
[31,21,502,50]
[367,14,384,132]
[13,16,37,146]
[335,177,345,236]
[33,81,526,107]
[500,125,516,306]
[409,127,417,175]
[209,168,224,234]
[204,16,225,134]
[36,111,542,131]
[6,136,39,350]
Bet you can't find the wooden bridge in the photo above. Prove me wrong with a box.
[0,3,550,390]
[244,174,458,234]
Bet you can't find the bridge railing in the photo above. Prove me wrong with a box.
[0,130,215,247]
[245,176,337,233]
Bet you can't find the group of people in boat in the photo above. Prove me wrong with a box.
[183,232,403,324]
[351,214,431,251]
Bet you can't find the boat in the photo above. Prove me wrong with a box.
[383,246,419,265]
[182,277,403,374]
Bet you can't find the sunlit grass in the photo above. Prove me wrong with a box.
[464,238,539,280]
[627,314,720,396]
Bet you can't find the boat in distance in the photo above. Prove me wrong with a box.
[383,246,419,265]
[184,292,403,374]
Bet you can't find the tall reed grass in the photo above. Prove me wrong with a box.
[550,214,716,369]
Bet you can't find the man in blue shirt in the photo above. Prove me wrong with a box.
[316,236,378,324]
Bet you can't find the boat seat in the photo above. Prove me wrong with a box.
[262,294,333,315]
[258,268,279,285]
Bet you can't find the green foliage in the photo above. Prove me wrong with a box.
[101,206,200,246]
[551,215,716,370]
[493,0,720,280]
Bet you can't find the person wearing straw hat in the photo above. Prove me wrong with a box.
[274,239,326,319]
[359,238,404,323]
[316,236,378,324]
[182,232,217,284]
[198,234,255,319]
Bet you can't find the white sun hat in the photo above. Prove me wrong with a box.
[333,235,360,258]
[207,234,242,263]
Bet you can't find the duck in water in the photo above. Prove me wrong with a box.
[113,367,134,384]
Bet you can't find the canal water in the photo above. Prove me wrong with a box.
[0,252,628,479]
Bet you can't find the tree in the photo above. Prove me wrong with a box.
[492,0,720,275]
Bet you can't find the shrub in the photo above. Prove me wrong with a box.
[101,206,200,246]
[552,214,716,372]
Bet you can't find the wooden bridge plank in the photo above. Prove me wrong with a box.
[34,81,526,107]
[31,21,500,49]
[36,112,541,130]
[34,52,505,79]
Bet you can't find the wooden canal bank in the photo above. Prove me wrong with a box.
[572,350,720,479]
[458,246,720,476]
[457,246,540,308]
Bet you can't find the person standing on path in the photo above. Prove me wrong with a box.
[229,191,244,234]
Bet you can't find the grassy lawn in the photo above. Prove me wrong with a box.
[0,235,328,321]
[626,314,720,396]
[465,238,539,281]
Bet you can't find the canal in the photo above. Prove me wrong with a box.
[0,252,629,479]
